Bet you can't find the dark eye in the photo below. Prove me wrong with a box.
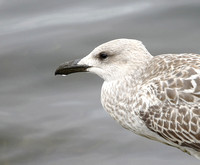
[99,52,108,60]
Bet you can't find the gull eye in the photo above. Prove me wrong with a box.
[99,52,108,60]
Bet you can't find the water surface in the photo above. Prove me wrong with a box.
[0,0,200,164]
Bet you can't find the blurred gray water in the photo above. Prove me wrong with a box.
[0,0,200,164]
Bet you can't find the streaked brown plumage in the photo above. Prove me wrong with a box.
[140,54,200,154]
[55,39,200,159]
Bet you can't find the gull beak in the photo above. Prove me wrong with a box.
[55,59,91,76]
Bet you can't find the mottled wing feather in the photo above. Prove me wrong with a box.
[140,105,200,151]
[141,54,200,151]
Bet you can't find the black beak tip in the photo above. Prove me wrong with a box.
[54,66,69,76]
[55,59,82,76]
[55,59,90,76]
[54,65,63,76]
[54,69,59,76]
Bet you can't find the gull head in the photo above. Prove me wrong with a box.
[55,39,152,81]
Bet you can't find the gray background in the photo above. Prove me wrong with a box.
[0,0,200,164]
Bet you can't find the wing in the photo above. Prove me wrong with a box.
[140,54,200,152]
[140,104,200,151]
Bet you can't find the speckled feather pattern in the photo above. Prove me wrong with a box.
[57,39,200,159]
[101,53,200,159]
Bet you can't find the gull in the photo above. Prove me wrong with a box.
[55,39,200,159]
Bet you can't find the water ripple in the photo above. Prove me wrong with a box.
[0,2,152,35]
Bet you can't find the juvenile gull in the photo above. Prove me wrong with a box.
[55,39,200,159]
